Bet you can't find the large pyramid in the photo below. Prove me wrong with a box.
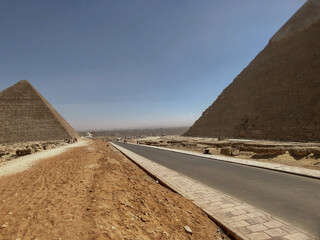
[0,80,79,143]
[185,0,320,141]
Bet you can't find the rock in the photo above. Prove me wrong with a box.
[31,144,41,152]
[220,147,232,156]
[252,148,286,158]
[43,144,54,150]
[289,149,310,158]
[64,139,73,144]
[184,225,193,234]
[181,142,197,147]
[16,148,32,156]
[220,147,239,156]
[158,143,169,147]
[232,148,240,156]
[212,142,231,148]
[162,231,169,237]
[0,151,5,157]
[253,148,285,154]
[140,216,148,222]
[310,149,320,157]
[167,140,181,144]
[204,149,210,154]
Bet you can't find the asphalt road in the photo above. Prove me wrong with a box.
[114,142,320,238]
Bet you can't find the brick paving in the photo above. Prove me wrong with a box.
[112,142,316,240]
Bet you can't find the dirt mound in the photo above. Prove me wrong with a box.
[0,141,227,239]
[0,80,79,143]
[185,2,320,141]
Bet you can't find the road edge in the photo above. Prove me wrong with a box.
[112,142,315,240]
[127,142,320,180]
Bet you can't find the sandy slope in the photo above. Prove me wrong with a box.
[0,140,227,240]
[0,140,88,177]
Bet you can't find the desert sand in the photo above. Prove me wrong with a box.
[0,140,228,240]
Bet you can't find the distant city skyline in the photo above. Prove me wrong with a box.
[0,0,306,131]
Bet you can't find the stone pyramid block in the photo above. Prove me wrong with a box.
[185,0,320,141]
[0,80,79,143]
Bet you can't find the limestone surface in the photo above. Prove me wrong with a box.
[0,80,79,143]
[185,0,320,141]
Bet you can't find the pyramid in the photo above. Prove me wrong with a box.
[0,80,79,143]
[184,0,320,141]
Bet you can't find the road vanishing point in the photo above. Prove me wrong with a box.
[114,142,320,238]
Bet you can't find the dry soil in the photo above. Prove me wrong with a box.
[0,140,227,240]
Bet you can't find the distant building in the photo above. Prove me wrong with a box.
[86,132,93,138]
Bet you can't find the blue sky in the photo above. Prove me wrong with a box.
[0,0,305,130]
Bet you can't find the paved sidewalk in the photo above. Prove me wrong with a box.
[112,142,316,240]
[130,143,320,180]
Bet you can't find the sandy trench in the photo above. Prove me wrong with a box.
[0,140,228,240]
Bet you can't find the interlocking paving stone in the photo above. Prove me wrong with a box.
[246,216,267,225]
[264,228,288,237]
[264,220,284,228]
[281,225,299,234]
[230,221,250,228]
[246,223,268,232]
[112,143,316,240]
[247,232,270,240]
[284,232,313,240]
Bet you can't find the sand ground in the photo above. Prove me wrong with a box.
[0,140,88,177]
[0,140,228,240]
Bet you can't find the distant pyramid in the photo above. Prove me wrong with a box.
[185,0,320,141]
[0,80,79,143]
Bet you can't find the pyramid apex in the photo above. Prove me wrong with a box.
[270,0,320,42]
[18,80,31,85]
[0,80,34,95]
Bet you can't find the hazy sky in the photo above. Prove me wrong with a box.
[0,0,306,131]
